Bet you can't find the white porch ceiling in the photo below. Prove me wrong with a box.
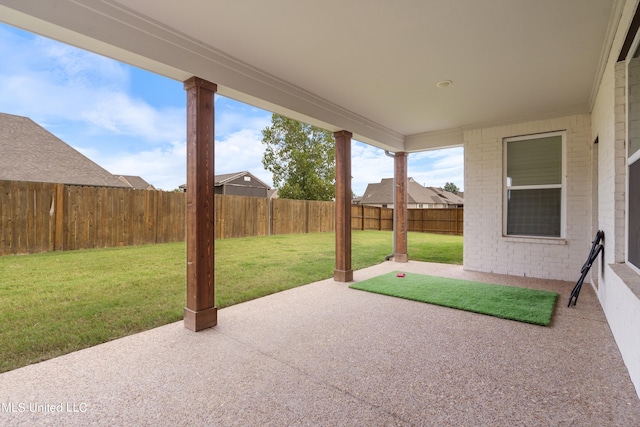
[0,0,617,152]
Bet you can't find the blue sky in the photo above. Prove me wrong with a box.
[0,23,463,195]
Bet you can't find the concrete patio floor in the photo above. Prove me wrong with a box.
[1,260,639,426]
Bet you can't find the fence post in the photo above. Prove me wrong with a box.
[153,190,159,244]
[53,183,65,251]
[306,200,309,234]
[269,198,274,236]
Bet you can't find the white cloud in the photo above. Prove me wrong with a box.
[351,142,395,196]
[211,99,276,189]
[215,108,271,138]
[410,147,464,190]
[81,92,184,142]
[37,37,129,90]
[215,128,273,187]
[76,141,187,191]
[0,27,184,143]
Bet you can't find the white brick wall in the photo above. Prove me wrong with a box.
[464,114,592,281]
[572,0,640,399]
[464,0,640,398]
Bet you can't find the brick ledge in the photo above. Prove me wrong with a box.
[502,236,567,245]
[610,263,640,301]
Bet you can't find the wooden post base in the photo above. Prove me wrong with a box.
[334,269,353,282]
[393,253,409,263]
[184,307,217,331]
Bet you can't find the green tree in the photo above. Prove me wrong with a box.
[261,114,335,201]
[443,182,459,194]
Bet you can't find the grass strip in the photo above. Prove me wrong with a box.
[349,271,557,326]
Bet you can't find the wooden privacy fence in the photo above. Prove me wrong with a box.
[215,198,337,238]
[408,208,464,235]
[351,205,393,231]
[0,180,463,255]
[220,202,464,236]
[215,194,269,239]
[271,199,336,235]
[217,200,397,238]
[0,180,185,256]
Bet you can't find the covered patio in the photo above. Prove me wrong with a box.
[2,0,640,417]
[1,261,639,426]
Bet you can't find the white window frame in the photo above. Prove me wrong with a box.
[502,131,567,239]
[628,151,640,274]
[626,30,640,275]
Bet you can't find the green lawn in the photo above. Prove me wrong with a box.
[0,231,462,373]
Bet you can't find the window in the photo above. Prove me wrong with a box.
[504,132,565,237]
[628,42,640,270]
[629,160,640,269]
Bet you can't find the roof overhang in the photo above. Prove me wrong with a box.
[0,0,621,152]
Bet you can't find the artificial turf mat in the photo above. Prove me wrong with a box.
[349,272,558,326]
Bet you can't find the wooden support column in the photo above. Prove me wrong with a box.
[334,130,353,282]
[394,152,408,262]
[183,76,217,331]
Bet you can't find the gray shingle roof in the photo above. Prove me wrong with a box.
[361,177,463,206]
[0,112,129,187]
[360,179,393,204]
[214,172,245,184]
[115,175,155,190]
[180,171,270,190]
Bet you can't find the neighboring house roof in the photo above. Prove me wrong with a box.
[216,171,271,188]
[115,175,156,190]
[267,188,279,199]
[409,181,464,205]
[0,112,128,188]
[361,178,463,206]
[361,181,388,204]
[180,171,271,190]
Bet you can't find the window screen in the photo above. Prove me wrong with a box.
[507,189,561,236]
[507,136,562,186]
[505,133,563,238]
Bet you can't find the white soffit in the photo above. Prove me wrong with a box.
[405,129,463,153]
[0,0,616,152]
